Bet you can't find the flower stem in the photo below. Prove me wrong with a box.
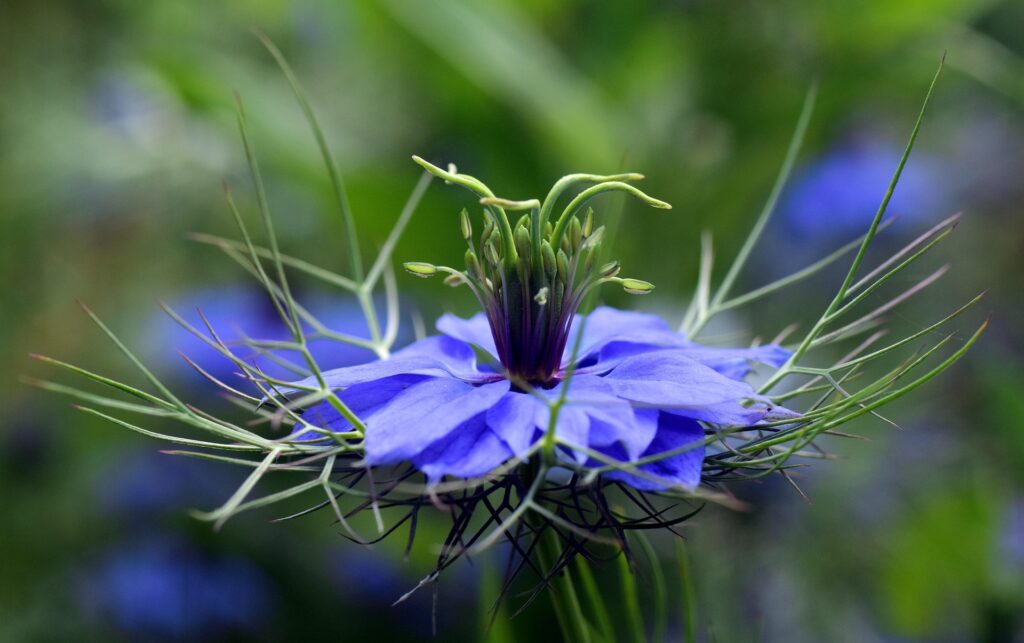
[676,538,697,643]
[538,529,592,643]
[573,555,615,642]
[617,549,646,643]
[637,533,667,643]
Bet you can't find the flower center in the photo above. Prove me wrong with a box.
[482,211,611,385]
[404,160,668,386]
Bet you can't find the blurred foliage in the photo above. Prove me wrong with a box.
[1,0,1021,640]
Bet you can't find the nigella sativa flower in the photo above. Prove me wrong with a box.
[780,133,948,241]
[286,161,793,490]
[37,58,984,631]
[96,447,239,520]
[147,285,401,385]
[82,536,274,640]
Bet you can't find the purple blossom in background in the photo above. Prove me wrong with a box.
[96,448,239,520]
[81,536,275,640]
[0,411,57,482]
[293,307,791,489]
[329,547,479,635]
[148,285,405,386]
[780,135,950,242]
[1000,499,1024,569]
[90,72,164,138]
[331,548,410,605]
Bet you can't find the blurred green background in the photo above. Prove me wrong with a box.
[2,0,1022,641]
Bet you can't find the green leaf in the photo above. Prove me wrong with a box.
[255,31,363,281]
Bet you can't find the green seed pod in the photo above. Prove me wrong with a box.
[515,225,531,261]
[556,249,570,283]
[544,221,554,238]
[481,216,495,246]
[403,262,438,278]
[465,249,482,277]
[484,239,500,266]
[515,213,529,230]
[569,217,582,250]
[553,279,564,313]
[599,261,620,278]
[541,240,557,278]
[582,225,605,251]
[620,278,655,295]
[459,208,472,242]
[582,207,594,237]
[444,273,465,287]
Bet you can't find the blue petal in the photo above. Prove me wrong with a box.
[414,415,514,483]
[569,341,676,376]
[283,335,492,396]
[663,400,769,426]
[485,388,593,463]
[604,412,705,490]
[603,350,759,411]
[551,375,656,461]
[486,391,544,457]
[552,407,590,463]
[364,378,511,465]
[677,344,791,380]
[565,307,686,365]
[587,407,659,462]
[437,312,499,360]
[485,377,659,465]
[297,374,429,439]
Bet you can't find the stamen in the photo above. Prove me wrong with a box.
[408,162,671,385]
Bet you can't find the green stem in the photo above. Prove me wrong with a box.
[637,533,667,643]
[256,32,364,281]
[538,530,592,643]
[618,548,646,643]
[480,560,515,643]
[707,83,818,312]
[759,58,944,394]
[676,539,697,643]
[574,556,615,643]
[549,182,669,252]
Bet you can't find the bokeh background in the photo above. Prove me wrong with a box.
[2,1,1022,641]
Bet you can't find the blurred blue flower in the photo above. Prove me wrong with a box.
[331,548,410,605]
[999,498,1024,568]
[90,73,163,136]
[96,448,239,520]
[147,285,403,387]
[82,536,275,640]
[0,410,57,482]
[780,135,950,241]
[329,546,479,636]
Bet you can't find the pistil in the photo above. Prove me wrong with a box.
[405,158,667,386]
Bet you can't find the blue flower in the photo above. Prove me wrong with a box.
[278,166,793,491]
[780,136,948,241]
[96,448,239,519]
[148,285,397,386]
[294,307,790,490]
[83,536,274,639]
[1000,498,1024,569]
